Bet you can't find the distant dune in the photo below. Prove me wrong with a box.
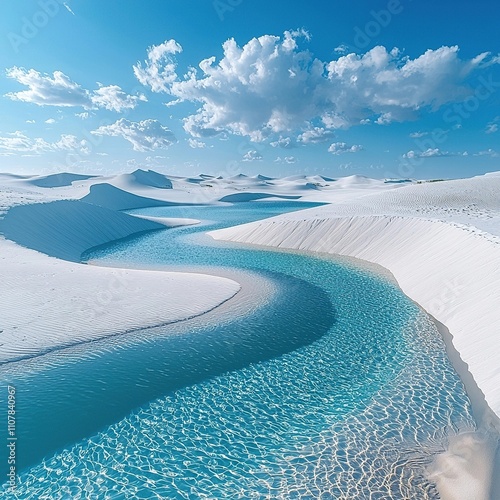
[129,169,173,189]
[81,183,178,210]
[0,199,165,262]
[28,172,97,188]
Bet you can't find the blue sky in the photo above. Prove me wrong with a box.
[0,0,499,179]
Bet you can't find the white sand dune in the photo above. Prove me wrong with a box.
[219,192,301,202]
[0,176,241,363]
[331,174,384,188]
[0,238,239,363]
[0,199,165,262]
[81,183,178,210]
[96,169,173,193]
[210,173,500,427]
[210,175,500,415]
[211,215,500,422]
[28,172,98,188]
[126,168,173,189]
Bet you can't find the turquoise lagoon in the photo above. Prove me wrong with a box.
[0,202,476,498]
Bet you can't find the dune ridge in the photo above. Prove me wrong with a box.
[29,172,98,188]
[0,199,166,262]
[81,183,179,210]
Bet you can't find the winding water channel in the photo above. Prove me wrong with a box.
[1,202,476,498]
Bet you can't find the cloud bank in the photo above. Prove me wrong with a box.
[91,119,177,151]
[5,67,146,112]
[0,131,88,155]
[134,32,497,142]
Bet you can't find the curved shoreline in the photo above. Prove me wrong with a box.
[235,238,499,430]
[210,215,500,427]
[210,214,500,498]
[0,198,243,365]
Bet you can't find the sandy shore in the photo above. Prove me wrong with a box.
[0,237,241,364]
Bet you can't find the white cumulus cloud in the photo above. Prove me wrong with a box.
[133,39,183,93]
[270,136,295,149]
[328,142,363,155]
[402,148,469,158]
[91,84,147,112]
[409,131,428,138]
[0,131,88,155]
[91,118,177,151]
[298,127,336,144]
[403,148,445,158]
[242,150,263,161]
[6,67,91,107]
[147,31,498,141]
[5,67,146,112]
[333,44,350,55]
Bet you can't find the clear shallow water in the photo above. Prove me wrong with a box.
[0,202,476,498]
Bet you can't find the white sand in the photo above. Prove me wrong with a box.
[212,214,500,418]
[210,173,500,425]
[0,239,239,363]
